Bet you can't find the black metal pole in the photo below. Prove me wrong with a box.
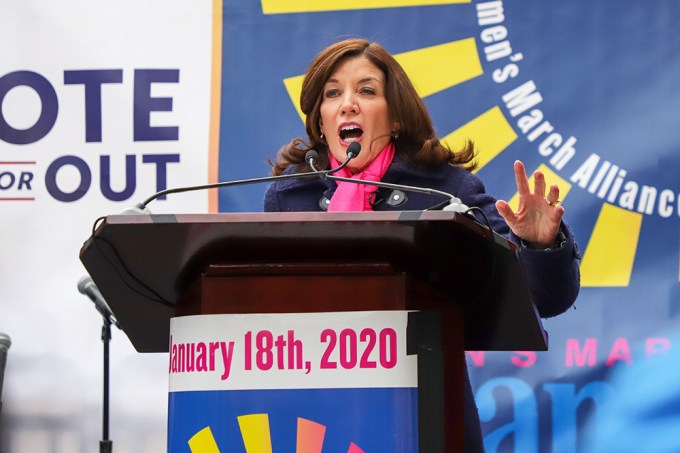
[100,318,113,453]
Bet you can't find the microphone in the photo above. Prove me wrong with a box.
[303,141,360,177]
[127,146,361,212]
[0,333,10,354]
[124,141,467,213]
[306,143,470,212]
[326,141,361,174]
[0,332,10,413]
[78,276,121,329]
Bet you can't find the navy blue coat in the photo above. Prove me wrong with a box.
[264,157,581,451]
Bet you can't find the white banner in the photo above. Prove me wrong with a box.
[169,311,418,392]
[1,1,215,451]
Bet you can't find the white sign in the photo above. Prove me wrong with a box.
[168,311,418,392]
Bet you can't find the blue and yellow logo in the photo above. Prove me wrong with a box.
[189,414,365,453]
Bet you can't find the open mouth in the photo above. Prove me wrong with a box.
[339,124,363,143]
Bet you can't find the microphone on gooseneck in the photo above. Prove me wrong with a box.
[325,141,362,175]
[118,141,467,213]
[306,143,470,212]
[78,276,121,329]
[0,332,10,413]
[122,150,359,214]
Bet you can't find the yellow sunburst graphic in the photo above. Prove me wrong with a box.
[277,3,640,287]
[579,203,642,286]
[188,414,366,452]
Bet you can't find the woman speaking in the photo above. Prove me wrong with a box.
[265,38,581,452]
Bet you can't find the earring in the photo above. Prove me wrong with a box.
[320,130,324,139]
[392,131,399,140]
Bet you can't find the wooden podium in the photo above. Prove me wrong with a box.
[80,210,547,452]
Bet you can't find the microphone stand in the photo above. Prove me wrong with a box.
[131,143,363,211]
[131,142,466,214]
[100,315,113,453]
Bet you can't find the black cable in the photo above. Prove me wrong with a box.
[88,217,173,308]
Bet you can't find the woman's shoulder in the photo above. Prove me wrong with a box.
[386,158,483,192]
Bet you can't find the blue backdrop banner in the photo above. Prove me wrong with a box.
[213,1,680,451]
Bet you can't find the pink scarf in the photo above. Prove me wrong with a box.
[328,142,395,212]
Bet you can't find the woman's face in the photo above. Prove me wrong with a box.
[319,56,397,173]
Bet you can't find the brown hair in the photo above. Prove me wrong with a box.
[271,38,476,175]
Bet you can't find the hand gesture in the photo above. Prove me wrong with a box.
[495,160,564,249]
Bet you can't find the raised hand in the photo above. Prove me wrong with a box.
[495,160,564,249]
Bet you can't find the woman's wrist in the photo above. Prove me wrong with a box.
[521,230,567,251]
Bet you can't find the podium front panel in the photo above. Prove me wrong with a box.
[167,311,419,452]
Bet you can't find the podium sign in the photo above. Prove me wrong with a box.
[168,311,418,452]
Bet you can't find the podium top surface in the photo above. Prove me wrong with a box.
[80,211,546,352]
